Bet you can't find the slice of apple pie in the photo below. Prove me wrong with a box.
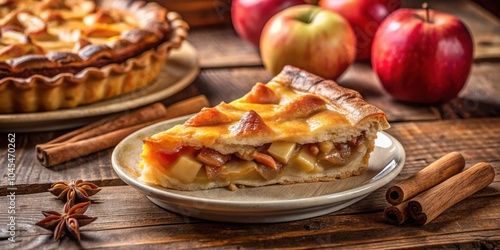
[139,65,390,190]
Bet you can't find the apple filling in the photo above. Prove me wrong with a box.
[146,133,367,186]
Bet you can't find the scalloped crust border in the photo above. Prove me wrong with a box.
[0,41,170,113]
[0,12,187,113]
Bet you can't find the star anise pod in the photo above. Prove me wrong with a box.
[35,201,97,241]
[48,180,101,205]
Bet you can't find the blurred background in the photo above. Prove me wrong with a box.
[149,0,499,28]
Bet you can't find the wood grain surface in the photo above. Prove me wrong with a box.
[1,0,499,249]
[0,184,498,249]
[1,118,498,249]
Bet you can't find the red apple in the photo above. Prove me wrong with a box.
[318,0,401,60]
[371,5,473,103]
[260,5,356,79]
[231,0,307,48]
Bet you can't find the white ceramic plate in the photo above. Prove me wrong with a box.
[0,42,199,132]
[112,116,405,223]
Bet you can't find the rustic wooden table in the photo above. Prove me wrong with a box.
[1,0,499,249]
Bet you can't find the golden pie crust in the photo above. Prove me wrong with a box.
[139,66,390,191]
[0,0,188,113]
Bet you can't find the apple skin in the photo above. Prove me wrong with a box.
[260,5,356,79]
[231,0,307,48]
[371,8,473,103]
[318,0,401,60]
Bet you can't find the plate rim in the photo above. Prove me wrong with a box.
[112,116,406,212]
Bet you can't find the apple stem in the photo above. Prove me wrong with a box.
[422,2,430,23]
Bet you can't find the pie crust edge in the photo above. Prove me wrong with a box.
[0,0,189,113]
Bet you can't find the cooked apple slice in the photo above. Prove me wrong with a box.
[318,141,334,153]
[268,141,296,163]
[169,154,202,183]
[290,147,316,173]
[225,160,258,181]
[0,30,29,45]
[29,29,58,41]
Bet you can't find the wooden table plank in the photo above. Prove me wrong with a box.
[1,118,499,249]
[388,119,500,168]
[460,62,500,107]
[0,135,120,196]
[187,27,262,68]
[1,183,498,249]
[193,67,272,105]
[1,172,497,249]
[337,63,441,122]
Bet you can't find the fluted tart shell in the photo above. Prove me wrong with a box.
[0,0,188,113]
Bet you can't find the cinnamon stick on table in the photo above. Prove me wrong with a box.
[42,102,169,145]
[408,162,495,225]
[385,152,465,205]
[383,152,465,224]
[36,95,209,167]
[383,200,410,225]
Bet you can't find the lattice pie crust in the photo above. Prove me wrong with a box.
[139,66,390,191]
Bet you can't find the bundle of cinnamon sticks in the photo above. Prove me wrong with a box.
[383,152,495,225]
[36,95,210,167]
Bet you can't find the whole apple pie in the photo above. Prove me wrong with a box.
[0,0,188,113]
[139,66,390,191]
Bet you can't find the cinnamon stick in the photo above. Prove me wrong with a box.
[385,152,465,205]
[408,162,495,225]
[37,122,158,167]
[383,201,410,225]
[43,102,168,144]
[37,95,209,167]
[36,102,168,165]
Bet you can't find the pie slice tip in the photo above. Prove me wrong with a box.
[139,65,390,191]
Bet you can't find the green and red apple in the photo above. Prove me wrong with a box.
[260,5,356,79]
